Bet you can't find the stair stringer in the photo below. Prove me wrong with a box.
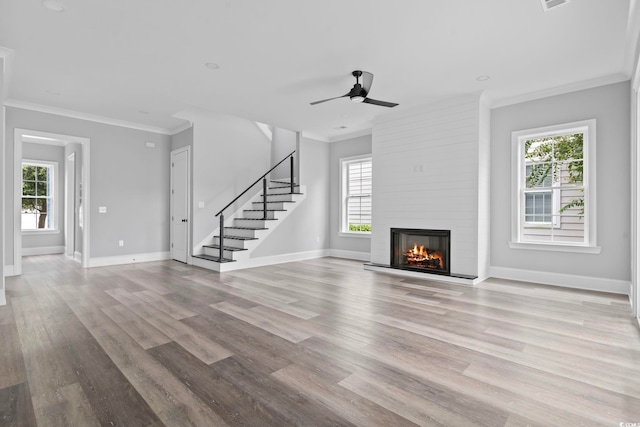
[192,185,306,272]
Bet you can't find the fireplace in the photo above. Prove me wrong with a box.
[390,228,451,275]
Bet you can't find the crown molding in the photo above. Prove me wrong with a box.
[4,99,183,135]
[490,73,630,109]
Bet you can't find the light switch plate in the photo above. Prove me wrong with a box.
[99,206,107,213]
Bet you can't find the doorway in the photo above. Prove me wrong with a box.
[170,147,190,263]
[13,129,90,275]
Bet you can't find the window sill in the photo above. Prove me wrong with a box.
[339,232,371,239]
[22,229,60,235]
[508,241,601,254]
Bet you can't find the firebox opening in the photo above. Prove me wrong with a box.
[391,228,451,275]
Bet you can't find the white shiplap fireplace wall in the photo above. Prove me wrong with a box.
[371,93,490,280]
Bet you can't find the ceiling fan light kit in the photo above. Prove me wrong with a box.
[310,70,399,108]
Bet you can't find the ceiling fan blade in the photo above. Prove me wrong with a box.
[310,93,349,105]
[362,71,374,93]
[363,97,399,108]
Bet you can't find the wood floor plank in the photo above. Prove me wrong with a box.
[0,383,37,427]
[11,296,78,426]
[272,363,420,426]
[71,306,230,426]
[132,290,198,320]
[55,383,101,427]
[101,304,172,349]
[211,301,312,343]
[0,323,27,390]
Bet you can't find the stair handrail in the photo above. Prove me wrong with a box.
[215,150,296,217]
[214,150,296,262]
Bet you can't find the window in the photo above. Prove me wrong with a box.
[340,155,372,235]
[22,161,57,231]
[511,120,598,251]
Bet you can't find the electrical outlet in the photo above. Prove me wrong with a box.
[119,240,124,247]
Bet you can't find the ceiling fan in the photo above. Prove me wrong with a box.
[310,70,399,108]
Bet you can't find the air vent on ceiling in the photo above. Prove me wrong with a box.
[541,0,569,11]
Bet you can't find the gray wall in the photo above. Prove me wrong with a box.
[328,134,372,255]
[22,142,65,250]
[252,136,330,257]
[5,107,171,261]
[490,81,631,282]
[171,126,193,151]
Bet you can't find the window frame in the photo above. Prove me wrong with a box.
[339,154,372,237]
[21,159,59,233]
[510,119,600,253]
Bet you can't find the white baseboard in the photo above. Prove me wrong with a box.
[489,266,630,295]
[0,288,5,306]
[22,246,65,256]
[327,249,371,262]
[3,265,17,277]
[74,251,82,262]
[88,251,170,268]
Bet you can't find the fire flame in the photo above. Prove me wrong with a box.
[403,243,444,269]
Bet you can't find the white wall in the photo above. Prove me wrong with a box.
[190,114,271,250]
[270,127,297,181]
[371,94,486,277]
[328,134,372,257]
[5,107,171,262]
[252,136,330,257]
[21,142,65,251]
[490,81,631,287]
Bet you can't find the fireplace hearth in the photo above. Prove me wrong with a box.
[391,228,450,275]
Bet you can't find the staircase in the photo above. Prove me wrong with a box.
[191,151,305,272]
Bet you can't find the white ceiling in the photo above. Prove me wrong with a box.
[0,0,637,140]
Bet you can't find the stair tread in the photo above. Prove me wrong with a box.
[224,226,268,230]
[264,192,304,196]
[269,185,300,189]
[193,254,235,263]
[236,218,278,221]
[243,209,286,212]
[216,235,259,241]
[253,201,296,204]
[203,244,247,252]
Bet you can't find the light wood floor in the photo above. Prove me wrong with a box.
[1,255,639,426]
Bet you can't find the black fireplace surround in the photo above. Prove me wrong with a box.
[390,228,451,275]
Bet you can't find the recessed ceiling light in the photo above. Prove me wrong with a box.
[42,0,65,12]
[476,75,490,82]
[205,62,220,70]
[334,126,348,130]
[45,89,61,95]
[138,110,150,115]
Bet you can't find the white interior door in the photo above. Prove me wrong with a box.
[171,148,189,263]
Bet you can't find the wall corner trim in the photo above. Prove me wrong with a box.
[489,265,630,295]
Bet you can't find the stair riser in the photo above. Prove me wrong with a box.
[223,228,258,238]
[252,202,290,211]
[234,219,269,228]
[203,247,236,259]
[262,194,296,202]
[242,210,277,219]
[212,237,247,249]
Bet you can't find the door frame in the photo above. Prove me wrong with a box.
[13,129,90,275]
[65,152,76,257]
[170,146,191,264]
